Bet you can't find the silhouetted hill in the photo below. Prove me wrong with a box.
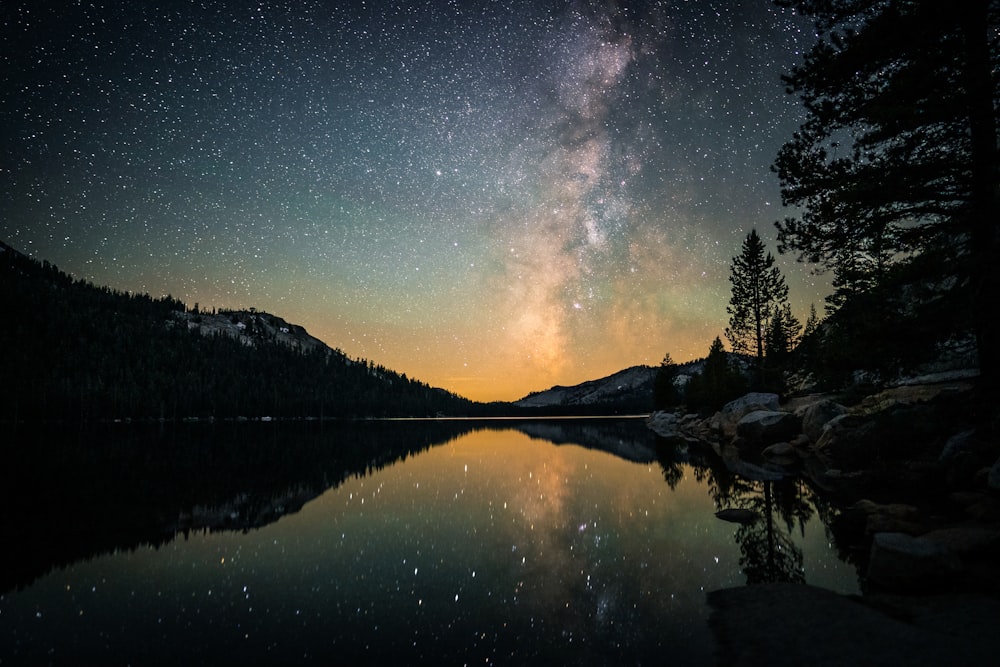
[0,241,485,421]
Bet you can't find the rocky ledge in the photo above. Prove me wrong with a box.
[648,371,1000,664]
[707,582,1000,666]
[648,371,1000,593]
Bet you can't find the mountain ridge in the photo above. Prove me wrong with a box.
[0,240,483,420]
[514,358,713,410]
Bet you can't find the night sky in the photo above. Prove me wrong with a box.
[2,1,824,402]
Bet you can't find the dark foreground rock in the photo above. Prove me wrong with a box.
[708,583,1000,666]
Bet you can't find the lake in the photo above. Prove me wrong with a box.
[0,418,859,665]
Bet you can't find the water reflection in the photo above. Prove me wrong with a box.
[1,419,858,665]
[655,436,846,589]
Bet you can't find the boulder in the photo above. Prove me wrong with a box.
[797,398,848,443]
[790,433,812,449]
[864,525,1000,593]
[848,499,926,535]
[938,428,979,463]
[866,532,961,590]
[716,392,781,437]
[811,400,954,470]
[850,499,921,521]
[950,491,1000,521]
[646,411,680,438]
[989,457,1000,492]
[722,391,781,416]
[708,583,1000,667]
[762,441,799,466]
[736,410,801,448]
[720,455,787,482]
[858,379,974,414]
[865,514,927,536]
[762,441,796,458]
[920,525,1000,557]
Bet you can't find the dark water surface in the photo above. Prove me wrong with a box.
[0,419,859,665]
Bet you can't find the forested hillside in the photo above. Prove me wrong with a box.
[0,242,481,421]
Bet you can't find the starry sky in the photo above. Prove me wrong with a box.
[2,0,825,403]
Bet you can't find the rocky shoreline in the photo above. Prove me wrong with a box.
[647,371,1000,664]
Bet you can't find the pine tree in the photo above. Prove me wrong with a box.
[652,353,680,410]
[773,0,1000,395]
[802,303,820,340]
[725,229,790,388]
[685,337,746,412]
[764,303,803,394]
[765,303,802,363]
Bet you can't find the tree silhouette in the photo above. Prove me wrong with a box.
[773,0,1000,395]
[725,229,789,388]
[0,242,484,421]
[733,480,810,585]
[684,337,747,413]
[652,353,680,410]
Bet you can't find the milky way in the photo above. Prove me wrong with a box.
[1,1,822,401]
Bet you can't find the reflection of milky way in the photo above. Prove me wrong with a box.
[489,437,595,628]
[2,1,820,401]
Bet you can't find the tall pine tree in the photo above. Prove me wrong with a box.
[725,229,790,388]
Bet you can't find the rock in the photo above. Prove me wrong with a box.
[858,379,975,415]
[812,398,961,470]
[716,392,781,437]
[850,499,921,521]
[950,491,990,507]
[736,410,801,447]
[950,491,1000,520]
[866,532,961,590]
[797,398,849,443]
[721,392,781,417]
[920,525,1000,556]
[811,413,872,467]
[865,514,927,536]
[847,500,925,535]
[715,508,759,524]
[708,583,1000,666]
[790,433,811,448]
[762,441,796,458]
[720,456,787,481]
[646,411,680,438]
[990,457,1000,492]
[938,428,978,463]
[762,441,799,466]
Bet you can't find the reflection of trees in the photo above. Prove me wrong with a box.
[712,464,812,584]
[654,436,725,491]
[714,470,812,584]
[654,438,686,490]
[1,419,481,594]
[657,440,814,585]
[732,481,807,584]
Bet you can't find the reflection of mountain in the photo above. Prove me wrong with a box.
[1,420,479,594]
[511,418,659,463]
[3,418,667,594]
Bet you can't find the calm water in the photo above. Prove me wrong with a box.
[1,419,859,665]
